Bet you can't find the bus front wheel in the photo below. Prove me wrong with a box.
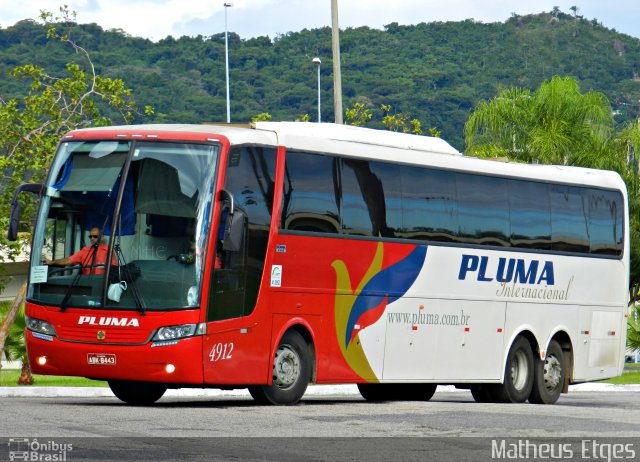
[248,330,311,405]
[529,340,565,404]
[490,336,534,403]
[108,380,167,405]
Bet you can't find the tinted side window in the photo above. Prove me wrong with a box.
[457,173,510,246]
[550,185,589,253]
[213,146,277,319]
[401,167,458,242]
[282,152,339,233]
[341,159,402,237]
[225,147,276,229]
[509,180,551,249]
[588,189,623,255]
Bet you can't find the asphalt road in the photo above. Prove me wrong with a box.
[1,387,639,461]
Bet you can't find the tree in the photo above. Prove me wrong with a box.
[465,76,616,165]
[1,8,152,253]
[345,102,372,127]
[464,75,640,307]
[380,104,423,135]
[0,7,151,382]
[0,288,31,384]
[570,5,579,18]
[251,112,272,122]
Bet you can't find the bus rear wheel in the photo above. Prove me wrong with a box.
[108,380,167,405]
[529,340,565,404]
[357,383,437,402]
[489,336,534,403]
[248,330,311,405]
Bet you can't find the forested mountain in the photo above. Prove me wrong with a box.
[1,9,639,150]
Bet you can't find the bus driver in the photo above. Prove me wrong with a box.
[43,227,114,275]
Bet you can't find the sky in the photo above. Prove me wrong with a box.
[0,0,638,42]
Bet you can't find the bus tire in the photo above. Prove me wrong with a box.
[248,330,311,405]
[470,385,493,403]
[108,380,167,405]
[357,383,389,401]
[404,383,437,401]
[357,383,437,401]
[529,340,565,404]
[490,336,534,403]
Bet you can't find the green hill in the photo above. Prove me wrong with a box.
[1,9,639,150]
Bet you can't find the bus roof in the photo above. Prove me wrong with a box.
[64,122,626,192]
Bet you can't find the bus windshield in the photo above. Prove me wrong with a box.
[29,140,219,311]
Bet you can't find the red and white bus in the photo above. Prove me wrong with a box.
[9,122,629,405]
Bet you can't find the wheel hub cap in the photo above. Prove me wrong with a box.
[273,345,300,389]
[544,355,562,390]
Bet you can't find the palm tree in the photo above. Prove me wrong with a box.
[2,306,33,385]
[628,305,640,353]
[465,76,615,166]
[0,283,32,385]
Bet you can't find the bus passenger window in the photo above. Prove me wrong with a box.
[509,180,551,249]
[341,159,401,238]
[401,167,458,242]
[281,152,340,234]
[457,173,510,247]
[550,185,589,253]
[588,189,623,255]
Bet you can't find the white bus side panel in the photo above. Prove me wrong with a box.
[575,308,626,381]
[381,299,505,381]
[356,245,627,383]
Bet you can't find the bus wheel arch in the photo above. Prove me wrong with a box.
[248,325,315,405]
[529,332,573,404]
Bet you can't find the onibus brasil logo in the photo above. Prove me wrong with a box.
[8,438,72,461]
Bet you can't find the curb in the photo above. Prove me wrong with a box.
[0,383,637,398]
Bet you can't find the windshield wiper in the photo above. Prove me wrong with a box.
[108,244,146,314]
[59,264,87,312]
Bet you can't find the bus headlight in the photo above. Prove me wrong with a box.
[152,323,206,341]
[26,316,57,337]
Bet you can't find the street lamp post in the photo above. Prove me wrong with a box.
[224,2,232,123]
[331,0,343,124]
[312,57,321,123]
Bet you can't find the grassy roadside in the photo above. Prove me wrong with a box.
[0,370,107,387]
[598,362,640,384]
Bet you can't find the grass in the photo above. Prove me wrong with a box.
[0,299,13,314]
[598,362,640,384]
[0,369,107,387]
[600,370,640,385]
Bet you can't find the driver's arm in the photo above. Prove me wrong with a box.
[43,256,73,267]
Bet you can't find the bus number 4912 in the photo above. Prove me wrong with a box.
[209,342,234,362]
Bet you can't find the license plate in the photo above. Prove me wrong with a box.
[87,353,116,365]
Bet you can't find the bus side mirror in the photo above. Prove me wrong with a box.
[7,183,43,241]
[223,209,246,253]
[7,202,22,241]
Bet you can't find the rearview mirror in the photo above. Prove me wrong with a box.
[7,202,22,241]
[7,183,43,241]
[223,209,246,252]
